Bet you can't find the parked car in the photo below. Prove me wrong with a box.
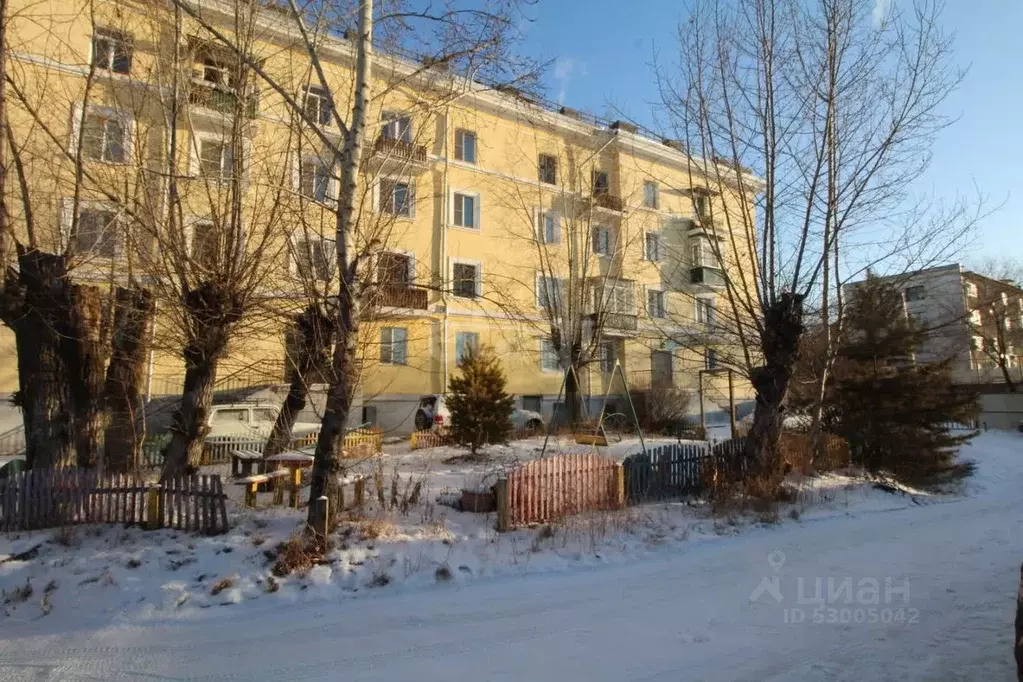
[414,395,545,435]
[206,403,321,440]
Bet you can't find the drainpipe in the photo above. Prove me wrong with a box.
[440,104,452,393]
[145,298,157,403]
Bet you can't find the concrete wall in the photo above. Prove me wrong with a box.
[979,393,1023,431]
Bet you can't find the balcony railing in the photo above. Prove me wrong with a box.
[589,311,638,331]
[189,81,259,118]
[691,266,727,287]
[373,136,428,164]
[376,283,428,310]
[592,192,625,212]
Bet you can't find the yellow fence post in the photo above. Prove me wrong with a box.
[355,477,365,509]
[145,485,161,530]
[289,468,301,509]
[494,478,510,532]
[410,432,418,450]
[245,481,258,508]
[615,464,626,508]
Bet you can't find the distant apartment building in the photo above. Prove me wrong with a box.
[845,264,1023,385]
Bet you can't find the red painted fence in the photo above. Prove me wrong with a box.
[505,454,622,527]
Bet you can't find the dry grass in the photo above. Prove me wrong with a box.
[270,535,323,577]
[209,576,235,596]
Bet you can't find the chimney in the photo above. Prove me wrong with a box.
[662,138,685,153]
[610,120,637,134]
[558,106,582,120]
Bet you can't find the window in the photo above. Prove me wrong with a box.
[538,153,557,185]
[693,194,709,218]
[696,298,715,325]
[643,181,659,209]
[199,52,234,89]
[595,282,635,315]
[378,252,412,287]
[690,240,705,267]
[253,408,277,424]
[381,112,411,142]
[300,158,332,202]
[304,85,332,126]
[454,129,477,163]
[905,285,926,302]
[92,28,132,74]
[537,275,564,309]
[294,238,334,280]
[455,331,479,366]
[75,207,119,257]
[592,170,609,196]
[970,309,981,326]
[539,210,561,245]
[81,111,127,163]
[453,262,479,299]
[965,282,978,298]
[198,138,235,181]
[211,408,247,424]
[191,220,219,268]
[592,225,614,256]
[647,289,665,318]
[705,348,718,369]
[379,179,413,216]
[452,192,478,229]
[645,232,663,262]
[540,339,561,372]
[380,327,408,365]
[598,341,617,374]
[651,350,673,386]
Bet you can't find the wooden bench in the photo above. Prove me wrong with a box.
[231,449,265,478]
[235,470,289,508]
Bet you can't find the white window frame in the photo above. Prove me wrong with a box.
[539,338,561,373]
[304,85,332,126]
[70,103,133,165]
[190,131,249,182]
[450,258,482,299]
[90,27,132,75]
[454,128,477,164]
[536,208,561,245]
[184,215,246,268]
[380,111,412,142]
[695,296,715,325]
[693,193,709,218]
[592,224,616,257]
[60,198,124,259]
[450,189,481,231]
[595,281,635,315]
[644,231,663,262]
[535,273,565,310]
[965,281,978,298]
[454,330,480,367]
[904,285,926,302]
[377,249,417,285]
[646,286,666,319]
[290,234,336,280]
[380,326,409,366]
[296,155,336,204]
[375,176,416,218]
[643,181,659,209]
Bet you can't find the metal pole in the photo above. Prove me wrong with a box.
[728,369,736,437]
[698,370,706,432]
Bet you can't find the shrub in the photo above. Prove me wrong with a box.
[447,344,514,457]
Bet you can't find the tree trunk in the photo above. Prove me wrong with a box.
[306,0,372,529]
[564,361,583,427]
[265,304,333,458]
[64,284,108,469]
[744,292,805,474]
[999,360,1017,394]
[160,282,242,480]
[6,249,75,469]
[104,286,154,473]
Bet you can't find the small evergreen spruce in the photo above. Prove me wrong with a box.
[447,344,515,457]
[828,276,978,484]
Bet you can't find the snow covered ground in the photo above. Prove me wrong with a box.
[0,431,1020,680]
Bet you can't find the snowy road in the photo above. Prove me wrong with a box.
[1,433,1020,681]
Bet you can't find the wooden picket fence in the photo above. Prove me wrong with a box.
[500,453,623,528]
[410,430,449,450]
[622,442,714,504]
[0,468,228,534]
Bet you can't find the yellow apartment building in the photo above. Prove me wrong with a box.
[0,0,756,434]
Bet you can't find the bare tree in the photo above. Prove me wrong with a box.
[963,259,1023,392]
[656,0,974,471]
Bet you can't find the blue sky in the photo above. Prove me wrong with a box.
[518,0,1022,267]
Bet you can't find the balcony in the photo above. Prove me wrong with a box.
[189,81,259,118]
[376,283,429,310]
[589,311,638,331]
[691,266,727,288]
[591,192,625,213]
[368,136,430,174]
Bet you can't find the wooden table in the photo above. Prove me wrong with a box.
[235,470,289,508]
[265,452,315,508]
[231,449,264,478]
